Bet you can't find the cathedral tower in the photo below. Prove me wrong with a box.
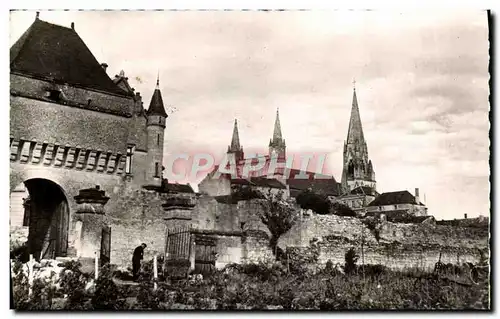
[269,108,286,160]
[341,85,376,193]
[227,119,244,163]
[145,75,167,187]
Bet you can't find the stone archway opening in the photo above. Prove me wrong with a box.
[12,178,70,261]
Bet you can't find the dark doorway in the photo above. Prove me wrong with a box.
[23,178,69,260]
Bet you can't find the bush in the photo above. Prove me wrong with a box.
[344,248,359,275]
[331,202,357,217]
[296,189,330,214]
[92,265,125,310]
[58,260,92,310]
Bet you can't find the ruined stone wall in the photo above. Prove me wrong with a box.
[281,212,489,271]
[192,196,239,231]
[241,231,274,264]
[278,211,377,249]
[215,235,243,269]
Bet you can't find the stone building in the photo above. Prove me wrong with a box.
[198,110,341,199]
[335,186,379,215]
[9,15,180,264]
[365,188,428,216]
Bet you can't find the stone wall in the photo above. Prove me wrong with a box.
[279,211,377,249]
[198,175,231,197]
[280,211,489,271]
[10,74,134,118]
[242,231,274,264]
[214,235,243,269]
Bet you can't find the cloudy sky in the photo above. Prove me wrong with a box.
[10,10,490,219]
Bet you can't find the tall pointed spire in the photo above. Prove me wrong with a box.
[341,84,376,193]
[230,119,241,151]
[346,87,365,144]
[269,107,286,160]
[227,119,244,162]
[272,108,282,141]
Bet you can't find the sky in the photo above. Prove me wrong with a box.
[9,10,490,220]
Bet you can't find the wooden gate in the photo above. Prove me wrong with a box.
[100,226,111,266]
[193,234,217,276]
[164,227,192,278]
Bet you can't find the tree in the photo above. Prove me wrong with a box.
[331,202,357,217]
[296,189,330,214]
[257,189,299,258]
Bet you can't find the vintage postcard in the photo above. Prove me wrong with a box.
[9,9,490,310]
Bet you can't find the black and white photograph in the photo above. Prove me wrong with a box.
[8,8,491,311]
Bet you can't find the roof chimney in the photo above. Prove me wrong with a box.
[464,213,468,219]
[101,63,108,71]
[35,11,40,20]
[71,22,75,30]
[415,187,420,204]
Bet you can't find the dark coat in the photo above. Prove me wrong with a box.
[132,246,144,262]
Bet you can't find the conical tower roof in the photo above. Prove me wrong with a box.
[147,76,168,117]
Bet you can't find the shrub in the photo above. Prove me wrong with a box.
[362,217,381,242]
[58,260,91,310]
[136,283,166,310]
[331,202,357,217]
[92,265,124,310]
[344,248,359,275]
[296,189,330,214]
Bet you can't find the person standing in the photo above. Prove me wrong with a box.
[132,243,147,280]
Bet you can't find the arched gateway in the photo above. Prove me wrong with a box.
[11,178,69,260]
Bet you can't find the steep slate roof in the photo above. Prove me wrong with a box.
[10,18,131,97]
[287,169,341,196]
[367,190,424,207]
[250,177,287,189]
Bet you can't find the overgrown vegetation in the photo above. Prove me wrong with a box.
[361,217,381,242]
[295,189,357,217]
[11,246,490,311]
[257,189,299,257]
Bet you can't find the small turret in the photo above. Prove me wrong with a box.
[145,73,167,187]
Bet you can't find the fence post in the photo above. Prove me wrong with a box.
[153,255,158,291]
[95,251,99,280]
[28,254,34,299]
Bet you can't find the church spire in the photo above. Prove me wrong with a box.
[227,119,244,162]
[230,119,241,151]
[346,86,365,144]
[341,84,376,193]
[269,108,286,159]
[272,108,283,142]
